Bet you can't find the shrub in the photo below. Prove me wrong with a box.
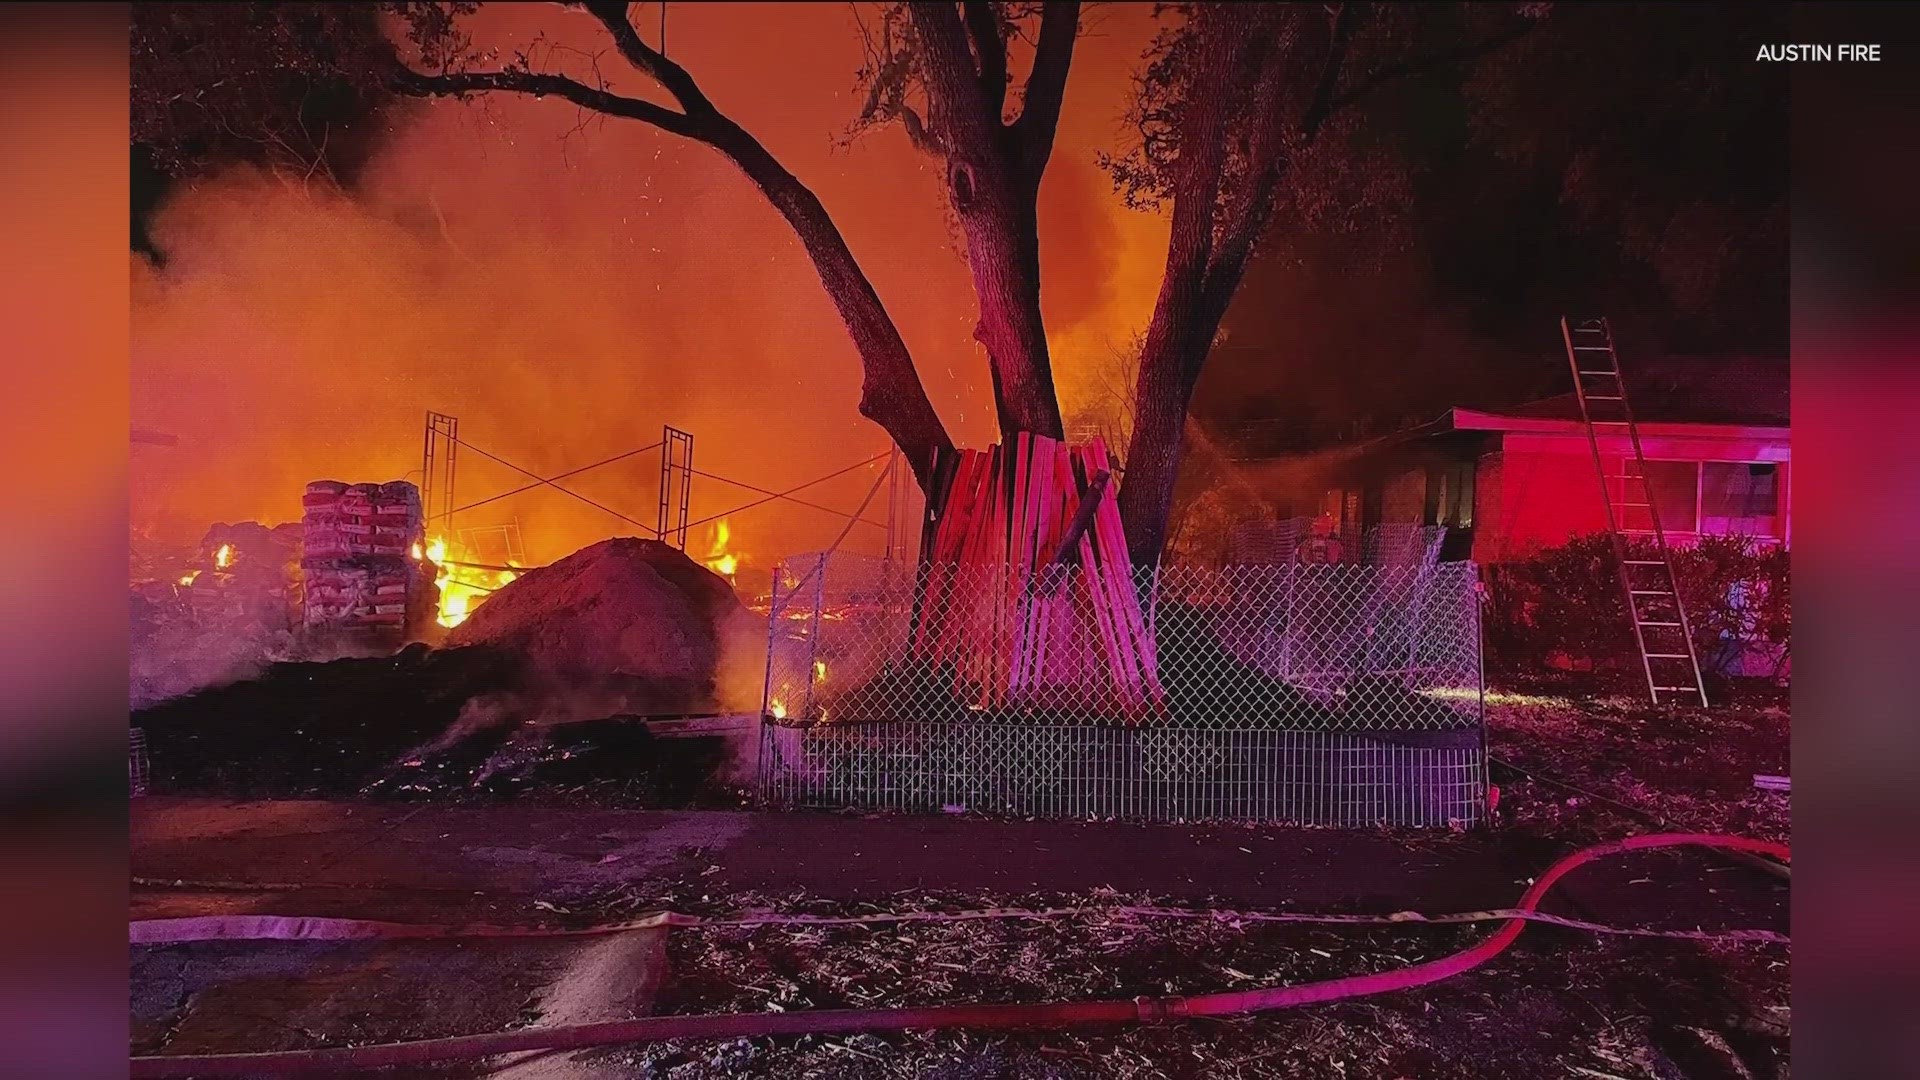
[1484,533,1789,682]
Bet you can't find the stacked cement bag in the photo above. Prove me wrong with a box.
[301,480,431,631]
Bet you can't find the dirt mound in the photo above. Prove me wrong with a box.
[447,538,761,709]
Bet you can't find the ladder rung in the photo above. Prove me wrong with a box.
[1617,501,1650,507]
[1591,420,1632,426]
[1652,686,1699,693]
[1639,621,1682,627]
[1645,653,1691,659]
[1572,345,1613,351]
[1577,369,1618,376]
[1629,589,1673,595]
[1585,395,1624,401]
[1624,560,1665,565]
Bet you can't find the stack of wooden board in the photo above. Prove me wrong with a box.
[910,434,1163,716]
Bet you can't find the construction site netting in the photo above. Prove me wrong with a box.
[758,540,1487,828]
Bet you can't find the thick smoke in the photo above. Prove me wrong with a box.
[132,3,1167,573]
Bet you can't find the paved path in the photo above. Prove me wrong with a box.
[132,798,1786,931]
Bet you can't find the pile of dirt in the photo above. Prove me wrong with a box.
[448,537,762,713]
[133,645,528,799]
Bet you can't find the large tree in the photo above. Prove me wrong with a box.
[133,1,1541,564]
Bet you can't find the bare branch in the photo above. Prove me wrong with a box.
[1011,0,1079,180]
[575,0,719,116]
[391,66,711,139]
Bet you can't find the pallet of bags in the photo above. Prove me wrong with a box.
[301,481,352,561]
[300,564,370,626]
[371,481,423,557]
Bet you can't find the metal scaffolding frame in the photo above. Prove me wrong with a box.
[417,413,896,566]
[421,412,459,538]
[658,426,694,549]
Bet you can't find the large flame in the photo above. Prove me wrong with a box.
[214,543,233,569]
[428,536,518,629]
[702,518,739,584]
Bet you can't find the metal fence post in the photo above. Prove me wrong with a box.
[802,553,828,718]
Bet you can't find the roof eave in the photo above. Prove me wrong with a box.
[1448,408,1789,441]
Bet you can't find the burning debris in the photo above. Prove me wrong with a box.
[130,521,304,708]
[701,518,740,586]
[426,536,519,629]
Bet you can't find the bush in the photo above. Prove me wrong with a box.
[1484,534,1789,682]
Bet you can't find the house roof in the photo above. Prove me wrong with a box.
[1495,355,1789,427]
[1376,355,1789,444]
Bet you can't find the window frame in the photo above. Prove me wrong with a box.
[1618,455,1786,542]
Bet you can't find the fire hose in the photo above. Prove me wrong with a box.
[129,832,1787,1078]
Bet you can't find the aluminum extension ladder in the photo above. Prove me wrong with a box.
[1561,316,1709,707]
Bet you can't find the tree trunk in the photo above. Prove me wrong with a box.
[955,183,1064,440]
[911,1,1067,442]
[1116,310,1216,566]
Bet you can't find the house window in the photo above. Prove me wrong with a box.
[1423,460,1476,528]
[1615,459,1699,533]
[1614,458,1786,539]
[1701,461,1782,538]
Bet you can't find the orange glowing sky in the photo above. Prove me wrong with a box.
[130,3,1170,569]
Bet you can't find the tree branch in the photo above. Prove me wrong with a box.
[395,10,955,489]
[392,67,710,140]
[908,0,1005,167]
[1201,2,1360,315]
[1011,0,1080,181]
[961,0,1008,120]
[575,0,719,116]
[1326,12,1542,119]
[1158,10,1266,297]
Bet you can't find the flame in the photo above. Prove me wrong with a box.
[814,660,827,682]
[178,572,198,587]
[428,535,517,629]
[214,543,233,569]
[702,518,739,584]
[770,699,787,720]
[411,542,424,561]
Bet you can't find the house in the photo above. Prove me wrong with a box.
[1224,357,1789,563]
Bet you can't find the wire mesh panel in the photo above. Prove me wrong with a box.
[760,555,1487,827]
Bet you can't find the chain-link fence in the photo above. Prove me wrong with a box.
[759,554,1487,827]
[1225,519,1449,569]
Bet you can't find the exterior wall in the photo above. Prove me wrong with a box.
[1470,451,1506,563]
[1475,429,1790,560]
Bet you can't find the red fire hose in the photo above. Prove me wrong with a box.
[129,832,1788,1078]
